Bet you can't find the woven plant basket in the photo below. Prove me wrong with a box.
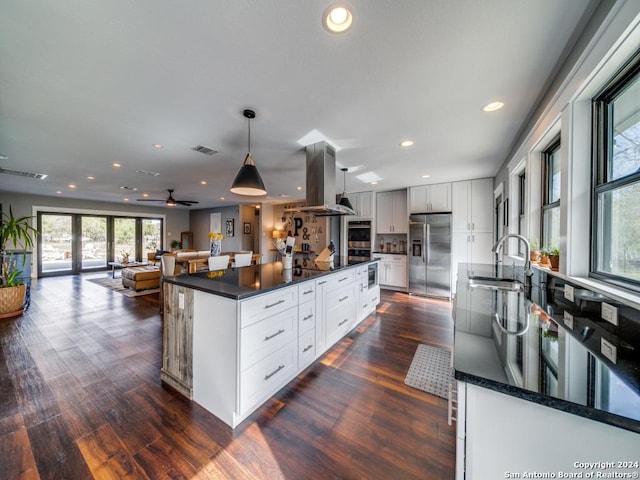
[0,284,26,315]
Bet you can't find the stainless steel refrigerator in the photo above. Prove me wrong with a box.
[409,214,452,298]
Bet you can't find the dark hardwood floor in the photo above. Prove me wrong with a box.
[0,274,456,479]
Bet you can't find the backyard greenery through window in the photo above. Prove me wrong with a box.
[592,49,640,289]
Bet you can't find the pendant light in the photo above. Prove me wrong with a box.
[339,167,354,210]
[230,109,267,196]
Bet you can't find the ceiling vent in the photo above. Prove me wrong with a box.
[192,145,218,156]
[119,185,138,191]
[135,169,160,176]
[0,167,48,180]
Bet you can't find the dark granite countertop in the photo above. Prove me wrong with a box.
[163,256,379,300]
[454,263,640,434]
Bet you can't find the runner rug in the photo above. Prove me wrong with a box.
[404,344,454,399]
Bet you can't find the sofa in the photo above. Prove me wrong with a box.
[121,265,161,291]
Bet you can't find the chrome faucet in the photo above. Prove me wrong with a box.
[492,234,533,285]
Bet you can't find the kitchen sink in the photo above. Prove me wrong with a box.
[468,276,524,292]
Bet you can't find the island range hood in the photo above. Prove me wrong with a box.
[285,141,356,216]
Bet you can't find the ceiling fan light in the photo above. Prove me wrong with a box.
[230,153,267,196]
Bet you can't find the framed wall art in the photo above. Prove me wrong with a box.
[225,218,235,237]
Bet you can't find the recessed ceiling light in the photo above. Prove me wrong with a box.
[323,4,353,33]
[297,186,302,190]
[123,198,129,202]
[421,174,430,178]
[371,181,378,185]
[87,176,95,180]
[400,140,414,147]
[68,184,76,189]
[152,144,163,149]
[220,197,225,200]
[482,101,504,112]
[143,193,149,197]
[112,163,121,168]
[200,181,207,185]
[56,190,62,195]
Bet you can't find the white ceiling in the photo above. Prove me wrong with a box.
[0,0,597,209]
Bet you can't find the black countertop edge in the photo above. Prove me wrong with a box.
[162,258,378,300]
[454,369,640,435]
[372,251,407,255]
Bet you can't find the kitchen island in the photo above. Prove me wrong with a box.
[453,263,640,479]
[161,257,380,428]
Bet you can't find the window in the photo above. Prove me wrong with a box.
[518,172,526,254]
[542,137,561,251]
[593,50,640,289]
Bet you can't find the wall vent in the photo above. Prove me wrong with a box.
[135,169,160,176]
[0,167,48,180]
[191,145,218,156]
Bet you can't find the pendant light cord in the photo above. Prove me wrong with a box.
[247,117,251,154]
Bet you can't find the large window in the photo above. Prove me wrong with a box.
[592,50,640,289]
[542,137,561,251]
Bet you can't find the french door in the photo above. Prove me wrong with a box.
[38,213,162,277]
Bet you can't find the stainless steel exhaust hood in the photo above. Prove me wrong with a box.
[285,141,356,216]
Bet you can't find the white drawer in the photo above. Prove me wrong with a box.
[326,295,356,346]
[240,308,297,371]
[241,286,298,328]
[240,340,297,414]
[298,329,316,371]
[325,269,356,290]
[298,282,315,302]
[298,301,316,334]
[326,282,357,311]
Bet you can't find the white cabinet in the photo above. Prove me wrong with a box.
[189,263,380,429]
[451,179,494,292]
[455,382,640,479]
[347,191,374,220]
[409,183,451,213]
[376,190,408,234]
[452,179,493,233]
[374,254,407,289]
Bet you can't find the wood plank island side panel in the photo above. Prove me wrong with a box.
[161,283,193,398]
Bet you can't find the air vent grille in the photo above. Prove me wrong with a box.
[0,167,48,180]
[119,185,138,191]
[135,169,160,176]
[192,145,218,156]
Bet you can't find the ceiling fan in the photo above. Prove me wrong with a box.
[136,189,199,207]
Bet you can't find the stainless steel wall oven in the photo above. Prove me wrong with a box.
[348,221,372,262]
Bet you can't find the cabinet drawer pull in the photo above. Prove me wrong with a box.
[362,303,368,308]
[338,276,349,282]
[265,299,285,309]
[338,318,348,326]
[303,314,313,321]
[318,280,327,285]
[264,329,285,341]
[264,364,285,380]
[338,295,348,302]
[303,344,313,353]
[302,289,313,295]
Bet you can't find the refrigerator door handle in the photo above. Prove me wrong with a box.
[425,223,430,264]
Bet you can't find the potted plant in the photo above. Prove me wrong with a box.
[0,207,38,318]
[548,247,560,271]
[539,247,552,268]
[529,239,541,263]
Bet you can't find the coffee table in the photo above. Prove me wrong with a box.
[108,261,148,278]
